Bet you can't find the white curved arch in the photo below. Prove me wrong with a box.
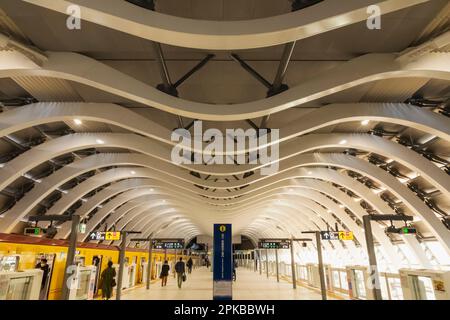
[1,45,449,120]
[0,132,446,194]
[1,102,448,155]
[57,184,178,238]
[21,0,429,50]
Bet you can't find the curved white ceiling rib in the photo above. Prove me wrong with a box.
[0,132,447,195]
[20,0,430,50]
[83,196,172,242]
[217,168,450,253]
[0,46,449,120]
[2,133,446,242]
[220,153,448,249]
[0,153,199,233]
[56,183,181,238]
[1,102,449,155]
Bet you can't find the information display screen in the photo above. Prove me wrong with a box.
[152,239,185,249]
[258,239,290,249]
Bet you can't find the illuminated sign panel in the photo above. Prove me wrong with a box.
[258,239,290,249]
[320,231,339,240]
[338,231,354,240]
[321,231,354,241]
[88,231,121,241]
[24,227,42,236]
[152,239,185,250]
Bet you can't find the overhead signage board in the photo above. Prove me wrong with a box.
[320,231,339,240]
[258,239,291,249]
[321,231,354,241]
[88,231,121,241]
[400,227,416,234]
[338,231,354,240]
[24,227,42,236]
[213,224,232,300]
[105,231,121,241]
[152,239,185,250]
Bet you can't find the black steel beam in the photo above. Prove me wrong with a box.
[174,54,215,88]
[29,215,72,222]
[368,214,414,221]
[230,54,272,89]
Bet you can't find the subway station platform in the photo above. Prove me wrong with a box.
[0,0,449,306]
[122,267,329,300]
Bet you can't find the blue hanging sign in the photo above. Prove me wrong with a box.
[213,224,232,300]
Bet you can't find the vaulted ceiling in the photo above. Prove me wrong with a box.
[0,0,449,266]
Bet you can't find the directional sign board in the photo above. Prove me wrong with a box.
[258,239,291,249]
[24,227,42,236]
[338,231,354,240]
[152,239,185,250]
[320,231,339,240]
[89,231,121,241]
[321,231,354,241]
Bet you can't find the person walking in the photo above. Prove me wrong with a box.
[174,258,186,289]
[160,260,170,287]
[35,258,50,300]
[233,259,238,281]
[99,261,116,300]
[187,257,193,274]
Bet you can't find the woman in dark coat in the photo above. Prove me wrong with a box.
[99,261,116,300]
[160,260,170,287]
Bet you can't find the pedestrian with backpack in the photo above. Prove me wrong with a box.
[99,261,116,300]
[174,258,186,289]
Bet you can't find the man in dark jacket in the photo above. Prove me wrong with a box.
[160,260,170,287]
[187,257,193,274]
[174,258,186,288]
[99,261,116,300]
[35,258,50,290]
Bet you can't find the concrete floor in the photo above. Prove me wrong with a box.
[121,267,325,300]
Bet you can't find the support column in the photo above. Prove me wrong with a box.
[61,215,80,300]
[258,250,262,275]
[275,249,280,282]
[316,232,327,300]
[363,215,383,300]
[146,239,152,290]
[290,239,297,289]
[116,232,127,300]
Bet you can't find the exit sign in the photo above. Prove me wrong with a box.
[24,227,41,236]
[400,227,416,234]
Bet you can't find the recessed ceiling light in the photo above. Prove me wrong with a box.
[74,119,83,125]
[308,171,313,175]
[361,119,370,126]
[96,139,105,144]
[339,139,347,145]
[130,170,136,175]
[150,188,154,192]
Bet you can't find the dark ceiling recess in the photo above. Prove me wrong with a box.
[234,236,255,250]
[292,0,324,11]
[125,0,155,10]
